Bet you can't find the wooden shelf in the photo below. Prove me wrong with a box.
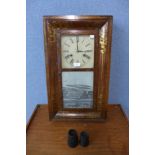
[27,104,128,155]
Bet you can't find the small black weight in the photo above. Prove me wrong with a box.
[80,131,89,147]
[68,129,78,148]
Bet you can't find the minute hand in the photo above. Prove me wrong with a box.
[76,36,79,52]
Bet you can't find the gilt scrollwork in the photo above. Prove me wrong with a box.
[47,21,57,43]
[100,22,108,55]
[97,22,108,107]
[47,21,65,43]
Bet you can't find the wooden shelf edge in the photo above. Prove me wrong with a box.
[26,103,129,132]
[26,104,41,133]
[107,104,129,122]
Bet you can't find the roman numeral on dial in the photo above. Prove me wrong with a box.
[65,54,72,59]
[85,43,90,47]
[82,59,86,63]
[64,43,70,47]
[70,38,74,43]
[70,58,74,64]
[63,50,69,53]
[85,50,92,52]
[83,54,91,59]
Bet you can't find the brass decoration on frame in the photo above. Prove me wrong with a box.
[100,22,108,55]
[98,22,108,109]
[47,21,57,43]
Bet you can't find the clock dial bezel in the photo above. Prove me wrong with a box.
[58,29,98,71]
[61,34,95,69]
[57,29,99,111]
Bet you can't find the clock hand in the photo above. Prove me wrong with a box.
[77,50,84,53]
[76,36,79,52]
[77,50,92,53]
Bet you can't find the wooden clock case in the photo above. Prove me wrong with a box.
[43,15,113,121]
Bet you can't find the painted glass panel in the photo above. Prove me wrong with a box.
[62,72,93,108]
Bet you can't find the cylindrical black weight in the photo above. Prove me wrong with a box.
[80,131,89,147]
[68,129,78,148]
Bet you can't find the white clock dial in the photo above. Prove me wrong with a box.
[61,35,94,68]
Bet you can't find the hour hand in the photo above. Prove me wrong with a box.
[77,50,92,53]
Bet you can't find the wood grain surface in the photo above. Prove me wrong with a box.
[27,104,128,155]
[43,16,113,120]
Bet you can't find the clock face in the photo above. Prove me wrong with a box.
[61,35,94,68]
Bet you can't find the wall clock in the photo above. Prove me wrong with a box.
[43,15,113,121]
